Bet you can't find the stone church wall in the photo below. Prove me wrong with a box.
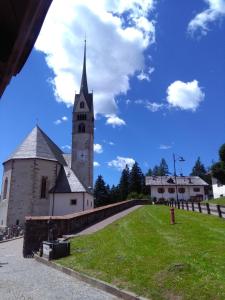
[0,160,13,227]
[5,159,60,227]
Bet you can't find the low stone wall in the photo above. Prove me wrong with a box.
[23,199,149,257]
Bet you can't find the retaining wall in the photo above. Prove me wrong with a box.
[23,199,149,257]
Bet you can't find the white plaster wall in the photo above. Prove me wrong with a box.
[151,185,206,201]
[212,177,225,199]
[50,192,94,216]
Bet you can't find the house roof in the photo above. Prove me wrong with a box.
[51,166,87,193]
[5,126,66,165]
[145,176,208,186]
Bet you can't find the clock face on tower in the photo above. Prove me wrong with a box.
[77,150,88,162]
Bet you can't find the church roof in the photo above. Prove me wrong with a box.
[5,126,66,164]
[50,165,86,193]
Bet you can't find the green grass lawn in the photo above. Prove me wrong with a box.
[203,197,225,205]
[57,206,225,300]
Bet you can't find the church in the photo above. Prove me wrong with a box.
[0,42,94,228]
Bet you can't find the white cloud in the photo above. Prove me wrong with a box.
[188,0,225,35]
[159,144,172,150]
[146,101,164,112]
[166,80,205,111]
[54,115,68,125]
[109,141,115,146]
[35,0,155,118]
[94,143,103,154]
[137,67,155,82]
[61,145,71,150]
[94,161,100,167]
[126,99,131,105]
[54,119,62,125]
[108,156,135,171]
[106,115,126,127]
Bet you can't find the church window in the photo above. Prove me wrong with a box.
[70,199,77,205]
[78,123,85,133]
[77,114,86,121]
[40,177,47,199]
[80,101,85,109]
[3,177,8,199]
[16,219,19,225]
[158,187,165,194]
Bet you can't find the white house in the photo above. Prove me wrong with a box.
[212,177,225,199]
[145,176,208,202]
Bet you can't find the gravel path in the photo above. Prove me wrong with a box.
[0,238,119,300]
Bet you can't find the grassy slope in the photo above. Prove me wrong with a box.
[203,197,225,205]
[57,206,225,300]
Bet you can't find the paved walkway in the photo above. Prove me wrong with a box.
[0,238,119,299]
[0,205,143,300]
[67,205,143,237]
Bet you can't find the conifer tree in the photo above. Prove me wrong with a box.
[190,157,206,176]
[94,175,110,207]
[110,184,120,203]
[118,165,130,200]
[158,158,169,176]
[129,162,144,194]
[212,144,225,184]
[146,168,153,176]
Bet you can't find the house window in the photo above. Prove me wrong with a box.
[168,188,175,194]
[80,101,85,109]
[3,177,8,199]
[158,188,165,194]
[16,220,19,225]
[40,177,47,198]
[77,114,86,121]
[87,200,89,206]
[193,187,200,192]
[78,123,85,133]
[70,199,77,205]
[178,187,185,194]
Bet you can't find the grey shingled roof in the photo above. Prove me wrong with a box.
[145,176,208,186]
[6,126,66,165]
[51,166,86,193]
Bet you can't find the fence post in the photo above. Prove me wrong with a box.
[186,202,189,211]
[181,201,184,210]
[191,202,194,211]
[217,205,222,218]
[198,202,202,213]
[206,203,210,214]
[178,201,180,209]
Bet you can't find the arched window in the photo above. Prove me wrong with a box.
[3,177,8,199]
[77,114,86,121]
[40,177,47,198]
[80,101,85,109]
[78,123,85,133]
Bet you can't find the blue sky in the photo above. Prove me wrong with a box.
[1,0,225,186]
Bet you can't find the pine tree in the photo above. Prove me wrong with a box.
[118,165,130,200]
[158,158,169,176]
[191,157,211,184]
[191,157,206,176]
[94,175,110,207]
[129,162,144,194]
[152,165,160,176]
[110,184,120,203]
[212,144,225,184]
[146,168,153,176]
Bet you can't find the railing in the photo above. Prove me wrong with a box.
[166,201,225,219]
[0,225,24,242]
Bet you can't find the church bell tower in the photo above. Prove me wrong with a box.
[71,40,94,189]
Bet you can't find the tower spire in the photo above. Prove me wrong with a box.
[80,39,88,95]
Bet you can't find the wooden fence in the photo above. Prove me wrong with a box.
[166,201,225,219]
